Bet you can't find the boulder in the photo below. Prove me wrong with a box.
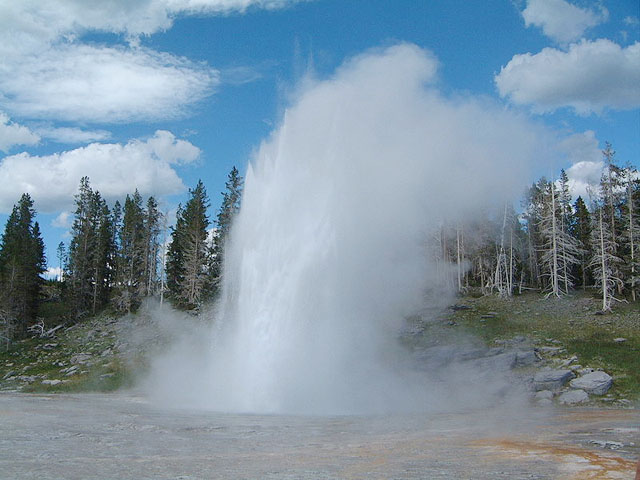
[515,350,537,367]
[569,371,613,395]
[534,390,554,400]
[558,389,589,405]
[533,369,575,390]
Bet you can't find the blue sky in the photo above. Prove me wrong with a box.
[0,0,638,273]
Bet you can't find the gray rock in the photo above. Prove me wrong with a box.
[41,379,62,386]
[538,346,564,355]
[558,389,589,405]
[569,371,613,395]
[70,353,92,365]
[3,370,16,380]
[534,390,554,400]
[515,350,537,367]
[590,440,623,450]
[613,338,626,343]
[536,398,553,406]
[533,369,575,390]
[479,351,516,370]
[559,355,578,367]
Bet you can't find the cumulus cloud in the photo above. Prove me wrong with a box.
[495,39,640,114]
[0,112,40,152]
[565,160,603,201]
[558,131,603,199]
[51,211,72,229]
[44,267,63,281]
[0,130,200,213]
[522,0,607,44]
[0,0,303,124]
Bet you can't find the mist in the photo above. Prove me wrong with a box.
[147,44,549,414]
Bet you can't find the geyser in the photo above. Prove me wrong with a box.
[151,44,545,414]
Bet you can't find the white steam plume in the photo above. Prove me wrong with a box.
[148,44,547,414]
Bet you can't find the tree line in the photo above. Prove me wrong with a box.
[438,142,638,311]
[0,142,637,341]
[0,167,243,340]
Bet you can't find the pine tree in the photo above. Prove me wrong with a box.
[112,191,145,313]
[166,180,211,309]
[211,167,244,292]
[91,195,115,313]
[142,196,162,297]
[0,194,46,337]
[67,177,97,314]
[56,242,66,282]
[570,196,592,289]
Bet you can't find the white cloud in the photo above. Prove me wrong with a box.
[0,130,200,213]
[0,45,217,123]
[565,160,603,201]
[0,0,303,124]
[45,267,63,281]
[558,130,603,199]
[0,112,40,152]
[495,39,640,114]
[37,126,111,145]
[522,0,607,44]
[623,16,640,26]
[51,211,72,229]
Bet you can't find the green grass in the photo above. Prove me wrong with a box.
[443,291,640,401]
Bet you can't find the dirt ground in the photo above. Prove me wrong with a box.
[0,393,637,479]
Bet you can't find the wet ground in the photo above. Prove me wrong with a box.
[0,393,637,479]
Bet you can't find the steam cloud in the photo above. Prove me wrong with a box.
[147,44,549,414]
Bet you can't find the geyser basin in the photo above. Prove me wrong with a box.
[149,44,547,414]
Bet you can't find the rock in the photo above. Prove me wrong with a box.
[479,351,517,370]
[536,398,553,406]
[578,367,595,375]
[559,355,578,367]
[450,304,471,311]
[515,350,537,367]
[538,346,563,355]
[42,343,58,350]
[613,338,626,343]
[3,370,16,380]
[534,390,554,400]
[558,389,589,405]
[569,371,613,395]
[70,353,92,365]
[100,373,115,379]
[41,379,62,386]
[590,440,624,450]
[533,369,575,390]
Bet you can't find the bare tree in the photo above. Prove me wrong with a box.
[590,209,623,311]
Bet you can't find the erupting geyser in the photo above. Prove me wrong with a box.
[151,44,544,414]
